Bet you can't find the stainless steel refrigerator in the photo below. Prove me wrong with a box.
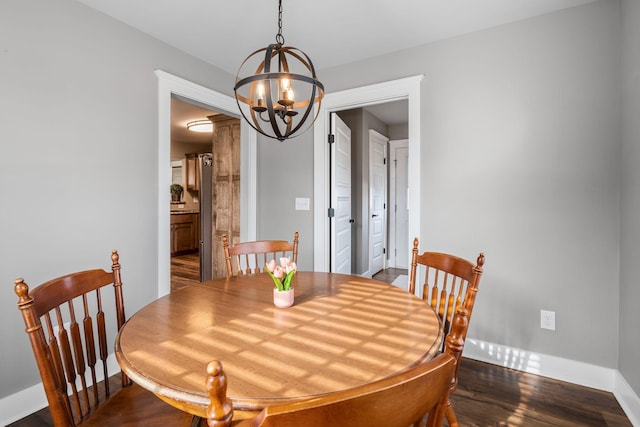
[198,153,213,282]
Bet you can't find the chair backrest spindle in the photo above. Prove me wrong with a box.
[14,250,128,426]
[222,232,299,277]
[408,237,485,427]
[410,238,484,349]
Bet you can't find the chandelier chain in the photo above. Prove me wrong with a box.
[275,0,285,45]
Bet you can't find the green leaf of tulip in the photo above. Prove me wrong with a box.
[282,270,296,291]
[266,268,284,291]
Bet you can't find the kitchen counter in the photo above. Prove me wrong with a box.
[170,209,199,215]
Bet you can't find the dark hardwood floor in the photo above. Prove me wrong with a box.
[11,267,631,426]
[171,251,200,292]
[372,267,408,283]
[10,356,631,426]
[452,358,631,426]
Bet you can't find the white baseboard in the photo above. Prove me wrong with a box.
[463,337,640,426]
[463,337,615,390]
[614,370,640,427]
[3,343,639,426]
[0,382,48,426]
[0,354,121,426]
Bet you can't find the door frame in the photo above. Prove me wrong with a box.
[388,139,409,269]
[313,75,423,272]
[156,70,257,297]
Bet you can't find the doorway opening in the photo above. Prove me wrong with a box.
[329,109,398,278]
[331,106,407,277]
[156,70,257,297]
[169,97,241,291]
[313,75,423,287]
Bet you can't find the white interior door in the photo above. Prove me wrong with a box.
[389,139,409,269]
[395,146,409,268]
[331,114,352,274]
[369,130,388,276]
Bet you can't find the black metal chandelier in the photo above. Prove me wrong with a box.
[234,0,324,141]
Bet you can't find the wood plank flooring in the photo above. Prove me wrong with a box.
[371,267,408,283]
[452,358,631,426]
[171,252,200,292]
[10,267,632,426]
[10,356,631,426]
[374,268,631,426]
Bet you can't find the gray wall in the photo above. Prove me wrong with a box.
[2,0,638,411]
[620,0,640,394]
[255,0,640,394]
[0,0,234,401]
[256,134,315,271]
[270,0,624,370]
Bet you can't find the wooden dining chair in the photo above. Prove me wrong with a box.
[408,237,485,427]
[14,250,194,427]
[222,232,299,277]
[204,308,470,427]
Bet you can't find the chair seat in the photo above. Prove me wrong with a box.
[83,383,195,427]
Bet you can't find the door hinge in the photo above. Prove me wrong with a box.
[328,134,335,144]
[383,248,386,254]
[328,208,335,218]
[384,158,386,165]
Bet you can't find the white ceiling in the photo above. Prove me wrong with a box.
[171,97,219,145]
[365,100,409,126]
[75,0,595,76]
[88,0,595,142]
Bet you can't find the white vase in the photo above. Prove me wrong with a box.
[273,288,294,308]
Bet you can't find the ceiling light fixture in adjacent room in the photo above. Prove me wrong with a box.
[186,120,213,133]
[234,0,324,141]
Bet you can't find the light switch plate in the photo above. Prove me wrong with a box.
[295,198,310,211]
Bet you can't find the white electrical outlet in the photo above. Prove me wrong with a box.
[540,310,556,331]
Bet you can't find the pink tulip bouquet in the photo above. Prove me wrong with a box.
[265,257,297,291]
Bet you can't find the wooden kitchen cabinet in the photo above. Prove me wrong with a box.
[170,213,199,256]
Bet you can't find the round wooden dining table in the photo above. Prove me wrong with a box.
[115,272,443,419]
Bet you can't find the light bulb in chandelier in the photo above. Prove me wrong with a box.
[279,78,294,107]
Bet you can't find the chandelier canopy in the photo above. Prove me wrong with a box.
[234,0,324,141]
